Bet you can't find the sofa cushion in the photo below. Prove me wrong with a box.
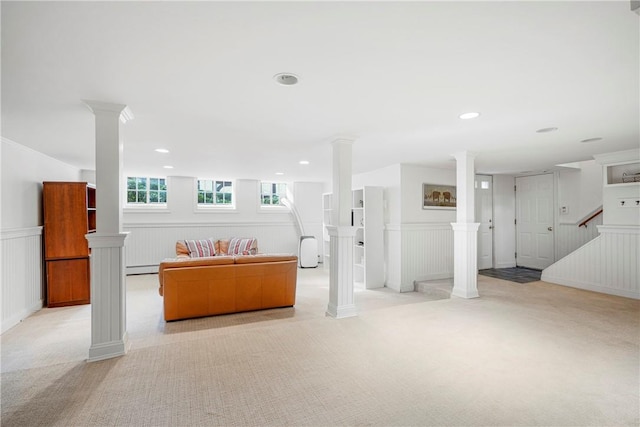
[233,253,297,264]
[158,256,235,296]
[216,238,230,256]
[228,237,258,255]
[185,238,217,258]
[176,240,190,257]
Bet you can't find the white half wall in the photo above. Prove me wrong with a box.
[542,226,639,299]
[557,213,603,260]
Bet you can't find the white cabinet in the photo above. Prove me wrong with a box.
[322,187,384,288]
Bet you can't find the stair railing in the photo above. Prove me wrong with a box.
[578,206,603,228]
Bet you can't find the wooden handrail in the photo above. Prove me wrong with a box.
[578,208,603,228]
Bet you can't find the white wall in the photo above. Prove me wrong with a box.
[557,160,603,224]
[1,138,82,333]
[493,174,516,268]
[122,177,324,272]
[1,139,82,229]
[400,164,456,224]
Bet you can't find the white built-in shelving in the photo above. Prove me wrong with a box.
[322,192,332,266]
[321,186,384,288]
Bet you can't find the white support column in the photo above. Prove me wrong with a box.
[326,138,357,318]
[83,100,133,362]
[451,151,480,299]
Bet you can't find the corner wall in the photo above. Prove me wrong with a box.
[1,138,82,333]
[354,164,456,292]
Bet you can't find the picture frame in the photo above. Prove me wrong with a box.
[423,183,456,209]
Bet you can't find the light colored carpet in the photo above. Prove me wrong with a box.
[1,268,638,426]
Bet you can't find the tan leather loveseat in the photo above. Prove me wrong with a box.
[158,254,298,321]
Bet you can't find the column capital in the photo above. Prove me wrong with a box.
[86,232,130,248]
[82,100,134,123]
[451,150,479,161]
[331,135,357,146]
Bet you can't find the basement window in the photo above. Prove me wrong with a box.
[196,179,234,208]
[126,177,167,205]
[260,182,287,206]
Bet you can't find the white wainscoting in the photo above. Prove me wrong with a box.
[387,223,454,292]
[123,222,299,274]
[556,214,603,260]
[1,227,44,333]
[542,226,639,299]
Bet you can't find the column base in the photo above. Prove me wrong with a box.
[88,332,130,362]
[451,287,480,299]
[86,232,129,361]
[451,222,481,299]
[326,303,357,319]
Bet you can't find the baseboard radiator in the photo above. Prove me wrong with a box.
[1,227,44,333]
[542,226,639,299]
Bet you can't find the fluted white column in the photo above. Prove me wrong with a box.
[83,100,133,362]
[451,151,480,299]
[327,138,357,318]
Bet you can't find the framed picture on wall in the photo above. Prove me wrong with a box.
[423,183,456,209]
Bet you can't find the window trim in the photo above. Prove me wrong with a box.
[193,178,237,212]
[258,181,289,212]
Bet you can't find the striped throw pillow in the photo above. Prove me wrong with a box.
[184,238,217,258]
[228,237,258,255]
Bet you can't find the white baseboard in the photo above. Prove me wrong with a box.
[414,273,453,282]
[1,299,43,334]
[126,265,159,275]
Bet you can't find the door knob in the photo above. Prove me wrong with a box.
[489,226,493,229]
[547,226,553,231]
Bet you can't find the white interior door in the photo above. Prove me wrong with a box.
[475,175,493,270]
[515,174,554,270]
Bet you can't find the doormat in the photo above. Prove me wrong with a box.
[479,267,542,284]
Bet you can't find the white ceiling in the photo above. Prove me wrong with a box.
[2,1,639,183]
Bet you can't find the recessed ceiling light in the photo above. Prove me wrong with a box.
[163,165,174,169]
[274,73,299,86]
[536,127,558,133]
[580,137,603,143]
[155,148,169,153]
[459,112,480,120]
[275,172,284,176]
[299,160,310,165]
